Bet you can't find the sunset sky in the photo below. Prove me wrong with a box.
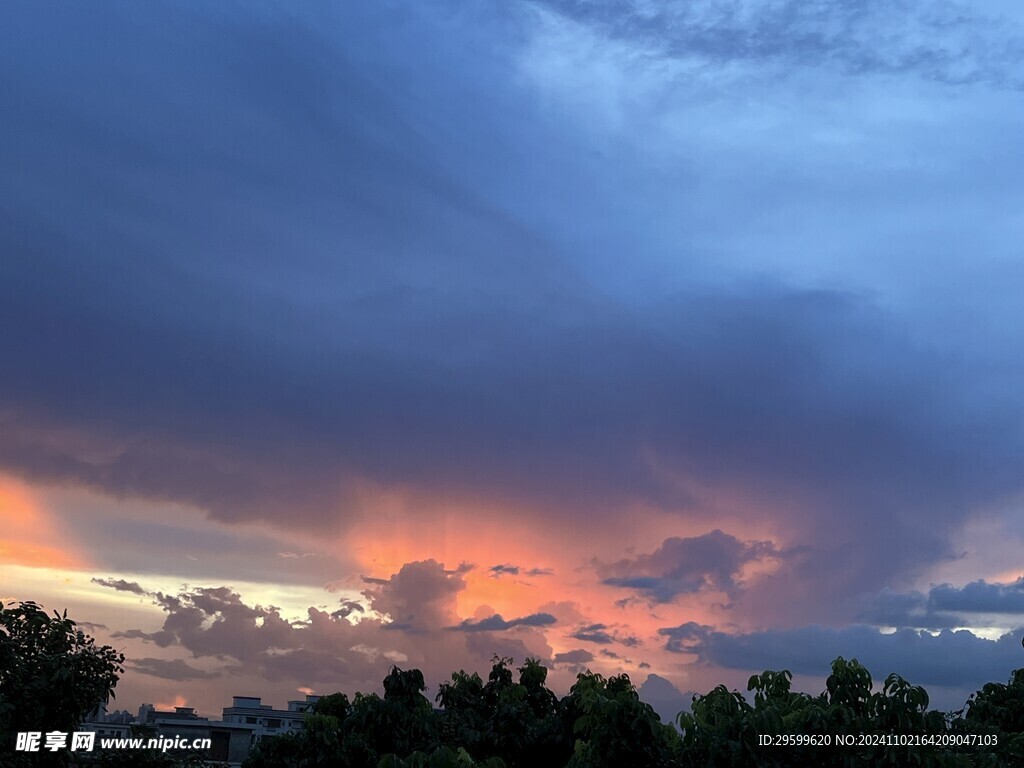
[3,0,1024,718]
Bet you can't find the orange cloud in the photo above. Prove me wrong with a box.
[339,494,756,677]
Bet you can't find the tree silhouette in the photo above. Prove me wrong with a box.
[1,600,125,767]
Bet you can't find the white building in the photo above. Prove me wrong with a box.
[220,694,321,741]
[79,693,322,765]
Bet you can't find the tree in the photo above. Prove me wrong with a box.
[956,667,1024,767]
[564,670,681,768]
[0,600,125,766]
[434,657,569,768]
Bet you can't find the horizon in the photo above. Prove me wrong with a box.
[3,0,1024,722]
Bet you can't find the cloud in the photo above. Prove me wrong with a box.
[599,530,779,602]
[75,621,109,632]
[489,564,553,580]
[859,579,1024,629]
[638,673,692,723]
[530,0,1024,89]
[489,564,520,578]
[570,622,641,647]
[129,658,221,682]
[364,560,466,633]
[91,578,147,595]
[658,621,1024,690]
[464,632,548,667]
[105,561,556,696]
[553,649,594,665]
[2,0,1024,652]
[571,623,615,644]
[450,613,558,632]
[331,600,365,620]
[930,579,1024,614]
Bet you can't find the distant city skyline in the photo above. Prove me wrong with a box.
[3,0,1024,718]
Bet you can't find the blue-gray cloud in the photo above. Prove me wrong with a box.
[638,673,693,723]
[91,578,147,596]
[599,531,778,602]
[129,658,221,682]
[489,564,554,579]
[931,579,1024,614]
[490,565,521,577]
[860,579,1024,629]
[450,613,558,632]
[553,648,594,665]
[659,621,1024,690]
[1,0,1023,629]
[570,622,641,647]
[571,623,615,644]
[332,600,365,621]
[533,0,1024,88]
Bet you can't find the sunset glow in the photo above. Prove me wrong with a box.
[3,0,1024,724]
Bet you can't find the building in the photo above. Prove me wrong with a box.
[79,702,134,741]
[221,694,320,740]
[140,704,258,765]
[78,693,321,765]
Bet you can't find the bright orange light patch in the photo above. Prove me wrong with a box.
[0,474,88,569]
[153,695,189,710]
[0,540,83,569]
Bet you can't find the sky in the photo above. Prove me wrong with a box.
[2,0,1024,718]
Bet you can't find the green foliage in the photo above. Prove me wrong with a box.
[955,668,1024,766]
[564,670,681,768]
[676,656,1024,768]
[240,729,308,768]
[434,656,570,768]
[75,741,213,768]
[377,745,505,768]
[245,657,676,768]
[313,691,352,720]
[240,653,1024,768]
[0,600,125,767]
[10,597,1024,768]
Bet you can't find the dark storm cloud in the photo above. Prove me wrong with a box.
[489,565,520,578]
[860,579,1024,629]
[858,589,954,629]
[552,649,594,665]
[489,564,553,579]
[535,0,1024,88]
[930,579,1024,614]
[450,613,558,632]
[129,658,221,682]
[1,0,1023,623]
[570,623,641,647]
[332,600,366,620]
[571,623,615,644]
[599,531,779,602]
[659,622,1024,689]
[91,578,147,595]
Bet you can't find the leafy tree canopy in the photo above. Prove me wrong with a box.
[1,600,125,767]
